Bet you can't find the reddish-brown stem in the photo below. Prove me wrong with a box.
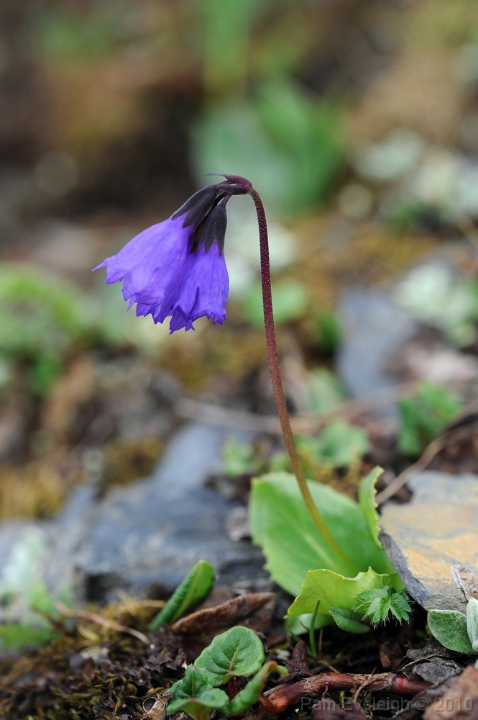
[257,672,430,715]
[248,187,357,574]
[227,677,238,700]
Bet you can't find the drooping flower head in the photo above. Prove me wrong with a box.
[95,173,347,567]
[94,175,251,333]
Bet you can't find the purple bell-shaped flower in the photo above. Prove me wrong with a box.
[94,177,250,333]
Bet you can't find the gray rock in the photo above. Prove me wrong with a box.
[44,485,99,597]
[380,471,478,611]
[81,482,265,602]
[57,423,265,603]
[150,422,227,494]
[336,289,417,416]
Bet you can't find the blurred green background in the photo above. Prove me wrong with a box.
[0,0,478,517]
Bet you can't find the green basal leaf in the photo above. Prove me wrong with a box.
[288,567,404,619]
[428,609,474,653]
[149,560,215,631]
[226,661,288,715]
[358,467,384,547]
[195,626,265,686]
[467,598,478,652]
[249,473,394,597]
[167,666,228,720]
[329,607,370,634]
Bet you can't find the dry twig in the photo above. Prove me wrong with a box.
[55,601,149,644]
[376,421,478,504]
[176,382,417,436]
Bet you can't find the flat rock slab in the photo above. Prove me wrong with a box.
[55,423,267,602]
[81,481,266,601]
[380,472,478,612]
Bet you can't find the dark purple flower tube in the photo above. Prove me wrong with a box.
[94,182,239,333]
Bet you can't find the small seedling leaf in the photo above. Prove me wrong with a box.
[355,586,411,625]
[390,591,412,622]
[329,607,370,634]
[226,661,288,715]
[428,609,474,653]
[149,560,215,631]
[195,626,265,686]
[167,667,228,720]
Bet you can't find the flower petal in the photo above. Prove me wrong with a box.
[94,215,192,317]
[95,207,230,334]
[169,242,229,332]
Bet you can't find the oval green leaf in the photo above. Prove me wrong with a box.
[167,667,228,720]
[428,609,474,654]
[195,626,265,686]
[467,598,478,652]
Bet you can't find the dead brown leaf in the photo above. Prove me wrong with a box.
[402,641,464,685]
[171,593,275,635]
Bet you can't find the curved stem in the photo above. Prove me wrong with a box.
[248,187,357,573]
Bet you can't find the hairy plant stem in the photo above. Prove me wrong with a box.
[248,187,357,573]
